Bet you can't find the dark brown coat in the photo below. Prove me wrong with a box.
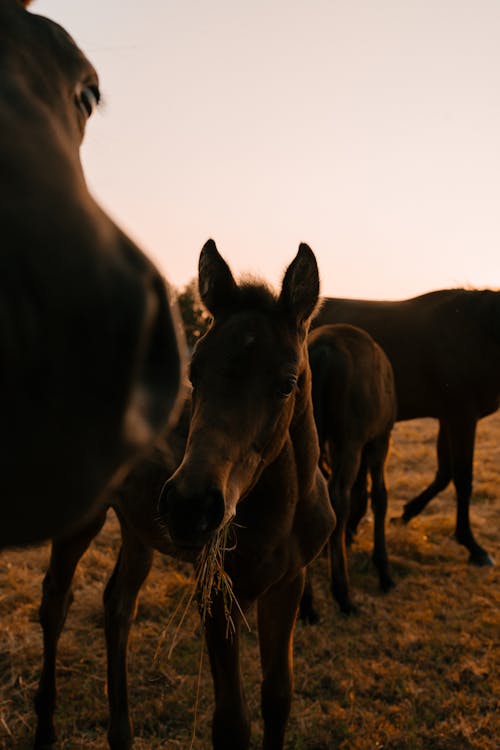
[0,1,186,548]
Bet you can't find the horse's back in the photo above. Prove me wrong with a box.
[313,289,500,420]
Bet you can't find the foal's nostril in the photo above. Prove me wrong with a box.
[157,481,226,546]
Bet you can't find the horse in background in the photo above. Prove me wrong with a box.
[299,324,396,619]
[33,241,336,750]
[314,288,500,566]
[0,0,186,549]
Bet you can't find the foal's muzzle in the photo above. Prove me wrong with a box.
[158,480,225,549]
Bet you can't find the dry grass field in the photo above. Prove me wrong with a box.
[1,413,499,750]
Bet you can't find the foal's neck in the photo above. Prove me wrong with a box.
[289,363,320,494]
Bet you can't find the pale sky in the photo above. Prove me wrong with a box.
[36,0,499,298]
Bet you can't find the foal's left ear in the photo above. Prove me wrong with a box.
[198,239,239,318]
[279,243,320,329]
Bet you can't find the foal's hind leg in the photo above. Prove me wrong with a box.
[368,436,394,592]
[258,570,305,750]
[34,510,107,749]
[104,521,153,750]
[298,568,320,624]
[329,444,362,614]
[401,420,452,523]
[347,457,368,546]
[299,458,368,625]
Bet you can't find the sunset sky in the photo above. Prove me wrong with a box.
[37,0,500,299]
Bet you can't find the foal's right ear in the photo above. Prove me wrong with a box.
[198,239,239,318]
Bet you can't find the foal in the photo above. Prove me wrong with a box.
[300,323,396,618]
[34,241,335,750]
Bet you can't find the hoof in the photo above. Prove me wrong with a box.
[380,576,395,593]
[338,600,358,616]
[34,727,57,750]
[300,609,321,625]
[34,738,56,750]
[390,515,405,526]
[299,608,321,625]
[468,550,494,567]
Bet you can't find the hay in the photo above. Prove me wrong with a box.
[195,523,249,638]
[154,521,249,664]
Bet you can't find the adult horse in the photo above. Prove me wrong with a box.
[313,288,500,566]
[33,241,336,750]
[0,1,186,549]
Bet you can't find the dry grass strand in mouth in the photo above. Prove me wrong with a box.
[195,522,250,639]
[155,522,249,663]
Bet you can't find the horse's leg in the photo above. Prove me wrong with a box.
[34,510,107,749]
[298,442,332,625]
[204,599,250,750]
[401,419,452,523]
[446,417,493,566]
[104,522,153,750]
[347,455,368,546]
[368,435,394,592]
[329,444,362,614]
[298,566,320,625]
[257,570,304,750]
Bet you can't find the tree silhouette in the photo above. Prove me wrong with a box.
[176,278,211,350]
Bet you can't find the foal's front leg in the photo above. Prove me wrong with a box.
[204,597,251,750]
[257,570,305,750]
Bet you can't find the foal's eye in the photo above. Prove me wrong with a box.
[277,376,297,398]
[75,83,100,119]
